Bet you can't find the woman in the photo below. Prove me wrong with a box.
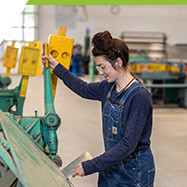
[41,31,155,187]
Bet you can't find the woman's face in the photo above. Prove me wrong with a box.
[94,56,119,83]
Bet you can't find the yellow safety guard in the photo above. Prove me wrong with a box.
[3,41,18,76]
[48,27,74,69]
[47,27,74,98]
[18,46,40,76]
[29,41,42,75]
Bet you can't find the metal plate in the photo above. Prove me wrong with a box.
[61,152,93,178]
[0,111,70,187]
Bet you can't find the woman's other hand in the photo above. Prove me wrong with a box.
[72,163,85,177]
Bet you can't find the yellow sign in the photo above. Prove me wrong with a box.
[29,41,42,75]
[18,46,40,76]
[3,44,18,68]
[48,27,74,69]
[47,27,74,99]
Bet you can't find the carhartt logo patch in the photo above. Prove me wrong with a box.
[112,126,117,134]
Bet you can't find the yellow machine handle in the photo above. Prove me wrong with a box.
[43,42,57,99]
[43,42,49,68]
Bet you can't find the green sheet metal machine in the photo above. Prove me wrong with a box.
[0,42,71,186]
[0,28,93,186]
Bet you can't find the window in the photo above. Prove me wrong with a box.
[7,5,39,41]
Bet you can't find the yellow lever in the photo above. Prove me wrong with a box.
[43,42,49,68]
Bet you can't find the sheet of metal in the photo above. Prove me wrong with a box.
[0,169,17,186]
[0,142,18,176]
[0,110,70,187]
[61,152,93,178]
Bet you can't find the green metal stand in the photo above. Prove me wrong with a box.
[89,55,95,83]
[43,59,61,165]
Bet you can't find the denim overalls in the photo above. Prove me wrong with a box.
[98,81,155,187]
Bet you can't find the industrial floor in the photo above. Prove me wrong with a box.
[7,74,187,187]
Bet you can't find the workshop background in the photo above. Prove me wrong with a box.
[0,5,187,187]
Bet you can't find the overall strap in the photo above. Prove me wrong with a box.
[106,83,116,100]
[119,81,143,106]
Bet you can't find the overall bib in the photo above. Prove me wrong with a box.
[98,81,155,187]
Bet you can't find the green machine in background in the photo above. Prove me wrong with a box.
[84,28,90,56]
[83,28,97,83]
[0,76,12,89]
[129,59,187,107]
[0,42,41,116]
[0,41,18,89]
[89,55,96,83]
